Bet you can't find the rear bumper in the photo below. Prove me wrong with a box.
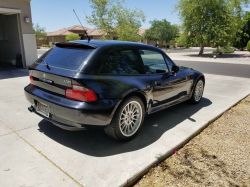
[24,84,120,128]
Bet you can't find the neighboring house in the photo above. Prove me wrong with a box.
[41,25,158,46]
[44,25,105,45]
[0,0,37,68]
[139,28,158,46]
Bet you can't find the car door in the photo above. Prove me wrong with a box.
[138,49,188,112]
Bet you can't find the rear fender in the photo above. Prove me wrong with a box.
[110,89,150,119]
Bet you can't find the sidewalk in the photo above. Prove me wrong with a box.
[168,51,250,65]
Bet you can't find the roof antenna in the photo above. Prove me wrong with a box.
[73,9,90,43]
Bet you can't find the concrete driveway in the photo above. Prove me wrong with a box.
[1,70,250,187]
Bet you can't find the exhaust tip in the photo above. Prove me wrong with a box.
[28,106,35,113]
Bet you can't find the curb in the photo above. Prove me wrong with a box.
[122,93,250,187]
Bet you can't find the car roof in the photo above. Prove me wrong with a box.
[68,40,153,48]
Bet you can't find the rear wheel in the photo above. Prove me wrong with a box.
[105,96,145,141]
[189,78,204,104]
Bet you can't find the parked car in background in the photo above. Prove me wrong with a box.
[24,40,205,141]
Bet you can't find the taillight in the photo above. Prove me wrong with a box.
[66,85,97,102]
[29,76,34,85]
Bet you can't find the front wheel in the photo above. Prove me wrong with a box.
[189,78,204,104]
[105,96,145,141]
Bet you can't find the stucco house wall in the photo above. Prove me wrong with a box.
[47,36,66,45]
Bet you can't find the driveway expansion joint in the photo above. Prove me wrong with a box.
[0,131,15,137]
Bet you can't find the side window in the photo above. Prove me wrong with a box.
[139,49,168,74]
[165,57,174,71]
[100,49,144,74]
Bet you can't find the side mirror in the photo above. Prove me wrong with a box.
[172,65,180,73]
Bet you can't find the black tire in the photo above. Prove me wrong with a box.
[104,96,145,141]
[189,78,204,104]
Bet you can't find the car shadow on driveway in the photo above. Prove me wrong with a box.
[0,68,28,80]
[38,98,212,157]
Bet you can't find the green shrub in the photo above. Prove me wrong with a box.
[212,46,234,54]
[41,44,53,48]
[247,41,250,52]
[66,34,81,41]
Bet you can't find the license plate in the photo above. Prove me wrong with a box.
[37,102,49,117]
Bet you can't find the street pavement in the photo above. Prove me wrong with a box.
[0,66,250,187]
[175,60,250,78]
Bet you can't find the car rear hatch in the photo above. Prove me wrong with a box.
[29,43,96,98]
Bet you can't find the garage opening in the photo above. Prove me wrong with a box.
[0,13,23,70]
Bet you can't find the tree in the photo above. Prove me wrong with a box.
[232,11,250,50]
[33,23,47,40]
[144,19,179,47]
[86,0,145,41]
[114,8,145,41]
[175,0,250,55]
[247,40,250,51]
[176,33,191,48]
[66,34,81,41]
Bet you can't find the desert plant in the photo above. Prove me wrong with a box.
[247,40,250,51]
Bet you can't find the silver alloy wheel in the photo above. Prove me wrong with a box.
[194,80,204,102]
[119,101,142,137]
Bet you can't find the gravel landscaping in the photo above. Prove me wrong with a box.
[135,95,250,187]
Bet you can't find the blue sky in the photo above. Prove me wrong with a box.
[31,0,250,32]
[31,0,180,32]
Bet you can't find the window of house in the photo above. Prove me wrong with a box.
[139,49,168,74]
[100,49,144,74]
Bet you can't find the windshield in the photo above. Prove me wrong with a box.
[35,47,94,71]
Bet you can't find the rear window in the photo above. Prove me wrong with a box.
[35,47,94,71]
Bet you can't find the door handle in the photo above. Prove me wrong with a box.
[155,81,162,86]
